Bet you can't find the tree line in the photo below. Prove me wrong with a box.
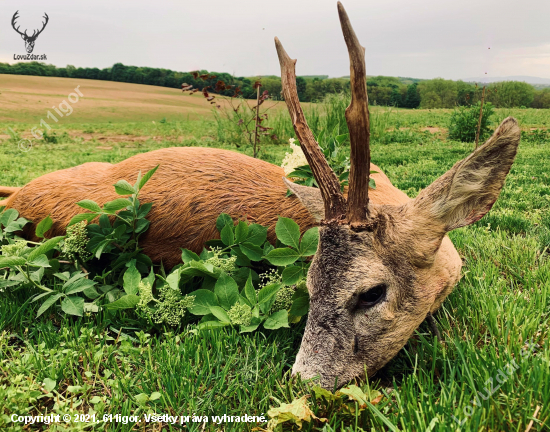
[1,61,549,109]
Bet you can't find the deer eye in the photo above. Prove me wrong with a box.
[358,284,386,308]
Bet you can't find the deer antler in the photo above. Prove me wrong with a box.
[275,38,346,222]
[11,11,27,37]
[31,13,49,39]
[337,2,371,227]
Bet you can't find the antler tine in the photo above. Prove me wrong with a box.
[11,11,25,36]
[337,2,371,227]
[274,37,346,221]
[35,13,49,37]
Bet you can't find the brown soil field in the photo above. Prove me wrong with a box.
[0,74,254,123]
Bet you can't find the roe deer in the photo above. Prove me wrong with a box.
[0,1,519,389]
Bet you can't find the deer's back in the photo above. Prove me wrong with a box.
[5,147,409,268]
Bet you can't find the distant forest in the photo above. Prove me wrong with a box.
[1,62,549,109]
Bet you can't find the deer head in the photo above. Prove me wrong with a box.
[12,11,49,54]
[276,2,520,389]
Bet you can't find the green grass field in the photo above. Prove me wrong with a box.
[0,76,549,431]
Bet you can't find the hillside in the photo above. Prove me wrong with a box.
[0,75,220,123]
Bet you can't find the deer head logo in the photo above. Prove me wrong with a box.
[11,11,49,54]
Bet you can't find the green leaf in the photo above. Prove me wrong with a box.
[103,198,132,213]
[61,296,85,316]
[137,202,153,219]
[209,306,231,323]
[135,393,149,405]
[68,213,97,226]
[289,291,310,316]
[28,254,51,268]
[135,218,150,234]
[246,224,268,246]
[243,272,256,305]
[264,310,289,330]
[35,215,53,238]
[258,282,281,314]
[235,220,249,243]
[0,256,26,268]
[265,248,300,266]
[240,320,261,333]
[180,260,218,279]
[239,242,263,261]
[166,269,181,291]
[188,289,219,315]
[114,180,136,195]
[216,213,233,233]
[123,263,141,295]
[150,392,161,401]
[369,178,376,190]
[282,266,303,285]
[214,273,239,310]
[299,227,319,256]
[220,223,234,246]
[36,293,63,317]
[31,292,52,303]
[181,249,200,263]
[104,294,140,310]
[65,278,96,295]
[42,378,56,392]
[275,217,301,249]
[83,285,100,299]
[27,236,64,262]
[77,200,102,213]
[0,209,18,227]
[54,272,70,281]
[137,165,159,190]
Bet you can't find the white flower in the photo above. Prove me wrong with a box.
[281,138,308,176]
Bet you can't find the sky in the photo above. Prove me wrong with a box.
[1,0,549,81]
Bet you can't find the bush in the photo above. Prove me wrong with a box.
[448,101,495,142]
[0,170,315,332]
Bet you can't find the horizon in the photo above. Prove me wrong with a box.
[1,0,549,82]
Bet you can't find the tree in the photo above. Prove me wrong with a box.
[418,78,457,108]
[486,81,535,108]
[390,87,403,107]
[296,77,307,102]
[532,88,550,108]
[404,83,420,108]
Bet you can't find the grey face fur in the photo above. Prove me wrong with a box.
[289,117,521,388]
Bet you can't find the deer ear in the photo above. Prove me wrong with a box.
[20,34,25,40]
[410,117,520,232]
[283,178,324,222]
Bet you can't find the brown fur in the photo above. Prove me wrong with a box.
[1,146,404,268]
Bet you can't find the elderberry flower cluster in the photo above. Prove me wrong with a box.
[1,240,27,257]
[227,302,252,326]
[137,281,195,327]
[62,221,92,262]
[271,284,296,312]
[281,138,308,176]
[205,247,237,273]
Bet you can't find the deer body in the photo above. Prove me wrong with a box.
[1,146,421,268]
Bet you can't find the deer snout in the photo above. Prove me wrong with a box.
[291,327,360,389]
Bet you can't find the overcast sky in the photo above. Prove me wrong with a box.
[1,0,549,81]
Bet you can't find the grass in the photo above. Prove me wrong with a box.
[0,78,549,431]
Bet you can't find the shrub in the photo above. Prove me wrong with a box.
[448,101,495,142]
[0,172,315,332]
